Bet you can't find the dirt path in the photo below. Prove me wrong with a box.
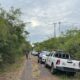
[21,56,59,80]
[39,64,59,80]
[21,60,33,80]
[0,75,6,80]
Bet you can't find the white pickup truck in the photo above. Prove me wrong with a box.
[45,51,80,75]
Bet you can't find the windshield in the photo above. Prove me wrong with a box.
[41,51,50,55]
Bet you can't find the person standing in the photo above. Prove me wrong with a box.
[25,50,29,59]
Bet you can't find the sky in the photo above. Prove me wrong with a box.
[0,0,80,43]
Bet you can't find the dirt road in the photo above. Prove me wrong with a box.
[21,56,80,80]
[0,55,79,80]
[21,56,59,80]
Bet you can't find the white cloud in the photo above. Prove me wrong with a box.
[31,18,40,28]
[1,0,80,43]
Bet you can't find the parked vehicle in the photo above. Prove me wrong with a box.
[45,51,80,75]
[31,51,38,56]
[38,51,50,63]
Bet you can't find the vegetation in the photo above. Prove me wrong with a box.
[0,7,31,69]
[34,28,80,59]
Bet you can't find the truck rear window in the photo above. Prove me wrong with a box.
[55,53,62,58]
[62,54,69,59]
[55,53,70,59]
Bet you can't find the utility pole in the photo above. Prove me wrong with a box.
[53,23,56,38]
[58,22,61,36]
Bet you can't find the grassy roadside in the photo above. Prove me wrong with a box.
[31,56,40,80]
[60,72,80,80]
[0,56,26,80]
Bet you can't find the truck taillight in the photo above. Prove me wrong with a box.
[56,60,60,65]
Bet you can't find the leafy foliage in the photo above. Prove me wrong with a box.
[0,7,31,67]
[34,29,80,59]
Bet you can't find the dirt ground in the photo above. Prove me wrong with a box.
[1,55,79,80]
[21,55,59,80]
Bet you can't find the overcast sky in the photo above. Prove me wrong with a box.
[0,0,80,43]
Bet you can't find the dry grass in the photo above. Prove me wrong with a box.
[31,56,41,80]
[31,55,59,80]
[0,56,26,80]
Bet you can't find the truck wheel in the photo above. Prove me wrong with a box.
[51,64,56,74]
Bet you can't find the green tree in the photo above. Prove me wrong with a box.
[0,7,31,67]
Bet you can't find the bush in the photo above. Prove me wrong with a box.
[34,29,80,59]
[0,7,31,68]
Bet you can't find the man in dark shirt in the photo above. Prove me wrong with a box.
[25,51,29,59]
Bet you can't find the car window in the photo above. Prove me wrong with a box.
[49,53,53,56]
[55,53,62,58]
[55,53,58,57]
[58,53,61,58]
[62,54,69,59]
[62,54,65,58]
[66,54,69,59]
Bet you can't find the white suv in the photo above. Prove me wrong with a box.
[45,51,80,75]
